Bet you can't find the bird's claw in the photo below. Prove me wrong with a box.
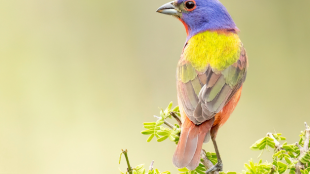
[205,162,223,174]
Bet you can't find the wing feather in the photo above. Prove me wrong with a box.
[177,46,248,125]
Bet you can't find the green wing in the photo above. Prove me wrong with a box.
[177,46,248,125]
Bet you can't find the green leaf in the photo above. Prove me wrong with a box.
[272,133,286,141]
[298,131,310,147]
[144,122,156,125]
[243,160,272,174]
[134,164,145,174]
[160,171,171,174]
[142,102,182,143]
[164,102,173,116]
[141,117,167,142]
[141,130,155,135]
[172,106,180,112]
[250,137,275,151]
[157,136,169,142]
[282,143,297,153]
[178,162,206,174]
[119,168,126,174]
[119,152,123,164]
[159,102,176,119]
[163,172,171,174]
[178,168,189,172]
[300,150,310,164]
[157,130,170,136]
[205,152,218,165]
[289,168,296,174]
[276,161,287,174]
[284,157,291,164]
[156,120,164,126]
[144,125,155,129]
[147,134,155,142]
[273,150,289,160]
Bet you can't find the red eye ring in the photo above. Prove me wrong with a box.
[184,0,196,11]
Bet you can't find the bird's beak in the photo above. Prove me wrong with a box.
[156,1,180,16]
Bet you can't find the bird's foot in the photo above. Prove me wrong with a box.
[205,162,223,174]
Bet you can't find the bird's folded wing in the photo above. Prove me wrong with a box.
[177,46,248,125]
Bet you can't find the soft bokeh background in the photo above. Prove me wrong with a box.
[0,0,310,173]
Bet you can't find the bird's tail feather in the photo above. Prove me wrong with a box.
[173,117,214,170]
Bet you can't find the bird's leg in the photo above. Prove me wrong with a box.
[205,137,223,174]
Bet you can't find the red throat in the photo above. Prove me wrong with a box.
[178,18,189,36]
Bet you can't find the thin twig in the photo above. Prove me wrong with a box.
[200,149,219,174]
[303,122,310,150]
[122,149,133,174]
[154,115,174,129]
[149,160,154,171]
[170,112,182,126]
[267,133,282,151]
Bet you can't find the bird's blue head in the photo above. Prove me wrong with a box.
[157,0,238,38]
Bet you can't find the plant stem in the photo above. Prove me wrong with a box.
[170,112,182,126]
[200,149,219,174]
[154,115,174,129]
[163,121,174,129]
[122,149,133,174]
[149,160,154,171]
[269,165,276,174]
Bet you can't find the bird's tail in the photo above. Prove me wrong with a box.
[173,116,214,170]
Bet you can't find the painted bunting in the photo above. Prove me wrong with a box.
[156,0,248,172]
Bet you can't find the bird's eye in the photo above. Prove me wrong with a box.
[184,1,196,11]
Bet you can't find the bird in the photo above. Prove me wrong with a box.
[156,0,248,173]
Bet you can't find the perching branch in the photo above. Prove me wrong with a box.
[138,103,310,174]
[171,110,216,173]
[201,149,218,174]
[121,149,133,174]
[156,111,218,174]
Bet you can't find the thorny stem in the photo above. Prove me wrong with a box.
[295,122,310,174]
[122,149,133,174]
[267,133,282,151]
[170,112,182,126]
[153,115,174,129]
[201,149,219,174]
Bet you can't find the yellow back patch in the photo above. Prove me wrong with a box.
[183,31,241,72]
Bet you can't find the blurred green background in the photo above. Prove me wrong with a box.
[0,0,310,173]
